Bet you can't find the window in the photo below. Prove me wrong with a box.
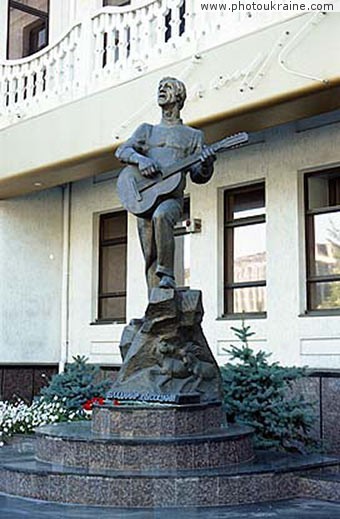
[7,0,49,59]
[26,19,47,55]
[224,184,266,315]
[98,211,127,322]
[174,198,190,288]
[305,170,340,311]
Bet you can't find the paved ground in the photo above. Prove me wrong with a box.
[0,496,339,519]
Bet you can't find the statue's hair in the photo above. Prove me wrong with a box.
[159,77,187,109]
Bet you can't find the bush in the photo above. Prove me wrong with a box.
[40,356,111,410]
[220,322,317,453]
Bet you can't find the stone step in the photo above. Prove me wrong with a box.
[35,421,254,470]
[299,470,340,503]
[0,440,339,508]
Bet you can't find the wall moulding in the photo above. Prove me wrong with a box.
[300,337,340,356]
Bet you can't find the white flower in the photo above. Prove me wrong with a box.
[0,397,84,441]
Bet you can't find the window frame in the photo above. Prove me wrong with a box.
[223,182,267,318]
[7,0,49,59]
[97,210,127,324]
[305,168,340,314]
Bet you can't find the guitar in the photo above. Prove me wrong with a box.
[117,132,249,217]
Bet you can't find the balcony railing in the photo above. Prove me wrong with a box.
[0,1,296,127]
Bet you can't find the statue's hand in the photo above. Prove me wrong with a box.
[200,146,216,167]
[138,156,159,178]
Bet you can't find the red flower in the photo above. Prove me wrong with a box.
[83,400,93,411]
[92,397,105,406]
[82,396,105,412]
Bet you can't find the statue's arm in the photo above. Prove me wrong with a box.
[189,130,216,185]
[115,123,149,165]
[115,124,159,178]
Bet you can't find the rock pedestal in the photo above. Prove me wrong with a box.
[107,288,223,404]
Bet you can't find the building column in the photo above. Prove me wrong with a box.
[49,0,101,43]
[49,0,73,43]
[75,0,103,20]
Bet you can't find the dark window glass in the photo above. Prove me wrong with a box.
[224,184,266,315]
[28,20,47,53]
[305,170,340,311]
[103,1,131,6]
[98,297,126,323]
[7,0,49,59]
[98,211,127,322]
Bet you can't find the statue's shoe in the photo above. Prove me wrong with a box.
[159,275,176,289]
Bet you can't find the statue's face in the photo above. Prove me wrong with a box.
[158,79,178,107]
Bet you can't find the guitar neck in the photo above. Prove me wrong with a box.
[137,132,248,192]
[158,134,248,180]
[164,152,204,179]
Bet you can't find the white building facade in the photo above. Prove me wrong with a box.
[1,1,340,397]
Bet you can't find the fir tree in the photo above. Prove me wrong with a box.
[40,356,111,410]
[221,322,317,453]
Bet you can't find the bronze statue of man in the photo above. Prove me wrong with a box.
[116,77,215,293]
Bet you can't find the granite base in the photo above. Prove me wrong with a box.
[0,442,339,507]
[35,421,254,470]
[92,402,225,436]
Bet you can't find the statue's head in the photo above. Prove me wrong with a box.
[158,77,187,110]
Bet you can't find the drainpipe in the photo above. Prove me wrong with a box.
[59,183,71,373]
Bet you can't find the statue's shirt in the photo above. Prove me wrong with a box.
[116,121,205,199]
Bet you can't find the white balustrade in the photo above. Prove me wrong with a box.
[0,22,82,124]
[0,1,297,127]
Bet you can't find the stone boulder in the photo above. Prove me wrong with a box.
[107,288,223,403]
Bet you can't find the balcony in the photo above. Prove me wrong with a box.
[0,1,300,128]
[0,5,339,198]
